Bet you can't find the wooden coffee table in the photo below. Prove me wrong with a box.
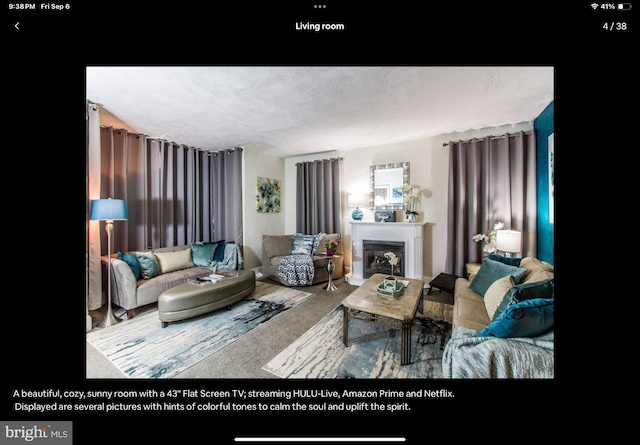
[341,273,425,365]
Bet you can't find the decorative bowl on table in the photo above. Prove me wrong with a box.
[376,279,405,298]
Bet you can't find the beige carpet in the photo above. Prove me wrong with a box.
[86,278,453,379]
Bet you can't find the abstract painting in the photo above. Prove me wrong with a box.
[256,177,281,212]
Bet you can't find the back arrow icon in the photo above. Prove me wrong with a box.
[15,22,20,30]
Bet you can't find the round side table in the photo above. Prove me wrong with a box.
[320,254,342,291]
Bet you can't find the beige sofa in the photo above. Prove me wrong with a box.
[262,233,344,286]
[102,243,245,319]
[442,256,555,378]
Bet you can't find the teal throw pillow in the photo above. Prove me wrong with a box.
[291,234,314,255]
[488,253,522,267]
[476,298,554,338]
[468,258,527,297]
[191,242,218,267]
[213,240,226,262]
[136,251,161,279]
[117,251,141,280]
[494,278,555,319]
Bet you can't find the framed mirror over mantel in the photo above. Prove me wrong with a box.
[369,162,409,210]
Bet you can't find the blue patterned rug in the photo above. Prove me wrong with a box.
[262,304,451,379]
[86,281,313,378]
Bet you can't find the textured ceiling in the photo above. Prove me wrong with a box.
[86,66,554,158]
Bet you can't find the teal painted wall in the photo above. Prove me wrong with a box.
[534,101,554,264]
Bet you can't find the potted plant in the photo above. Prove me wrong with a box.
[325,241,338,256]
[401,184,420,222]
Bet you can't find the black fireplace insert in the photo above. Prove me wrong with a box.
[363,239,405,278]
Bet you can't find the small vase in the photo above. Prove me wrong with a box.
[326,250,335,256]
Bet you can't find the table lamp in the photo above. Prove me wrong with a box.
[90,198,128,328]
[496,229,522,258]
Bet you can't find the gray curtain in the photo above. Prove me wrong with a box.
[296,158,342,234]
[88,118,243,309]
[445,131,537,277]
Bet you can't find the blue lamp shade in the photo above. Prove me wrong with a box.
[90,199,128,221]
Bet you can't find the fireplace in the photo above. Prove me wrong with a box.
[349,221,426,286]
[363,240,405,278]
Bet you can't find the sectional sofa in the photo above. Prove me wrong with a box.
[442,255,555,378]
[102,242,244,319]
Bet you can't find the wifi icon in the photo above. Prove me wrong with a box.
[591,3,599,8]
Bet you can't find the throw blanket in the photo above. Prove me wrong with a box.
[442,327,554,379]
[278,255,315,285]
[211,243,245,272]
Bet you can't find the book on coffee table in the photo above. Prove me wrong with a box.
[199,272,239,282]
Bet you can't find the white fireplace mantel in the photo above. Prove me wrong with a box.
[348,221,426,286]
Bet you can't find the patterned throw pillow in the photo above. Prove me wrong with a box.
[291,234,314,255]
[312,232,327,254]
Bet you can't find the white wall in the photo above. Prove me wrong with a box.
[243,122,533,281]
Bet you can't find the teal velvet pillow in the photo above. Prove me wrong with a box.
[468,258,527,297]
[476,298,554,338]
[135,251,161,279]
[494,278,555,319]
[291,234,314,255]
[117,252,141,280]
[213,240,226,262]
[488,253,522,267]
[191,242,218,267]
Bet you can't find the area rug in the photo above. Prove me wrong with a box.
[86,281,314,378]
[262,304,452,379]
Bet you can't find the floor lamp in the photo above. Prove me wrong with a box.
[90,198,128,328]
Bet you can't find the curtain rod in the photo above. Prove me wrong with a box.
[98,124,243,154]
[295,157,343,166]
[442,131,533,147]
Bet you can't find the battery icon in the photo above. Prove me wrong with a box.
[618,3,632,9]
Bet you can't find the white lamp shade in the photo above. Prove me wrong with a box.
[347,193,369,208]
[90,198,128,220]
[496,230,522,253]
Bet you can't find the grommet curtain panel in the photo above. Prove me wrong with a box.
[445,131,538,278]
[296,158,342,234]
[87,104,243,310]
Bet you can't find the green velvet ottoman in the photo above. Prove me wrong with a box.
[158,269,256,327]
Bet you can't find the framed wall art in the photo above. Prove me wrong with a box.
[256,177,281,213]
